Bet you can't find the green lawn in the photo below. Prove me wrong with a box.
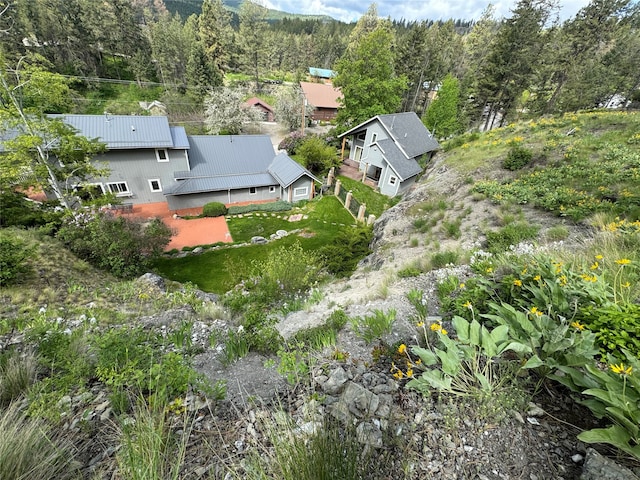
[153,196,359,293]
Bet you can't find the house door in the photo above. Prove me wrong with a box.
[369,166,382,181]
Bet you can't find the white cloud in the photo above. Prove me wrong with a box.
[267,0,592,23]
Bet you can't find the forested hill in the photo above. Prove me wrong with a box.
[164,0,335,22]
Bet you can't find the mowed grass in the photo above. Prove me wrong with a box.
[153,196,360,293]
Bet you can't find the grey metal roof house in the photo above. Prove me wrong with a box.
[338,112,440,197]
[8,114,319,211]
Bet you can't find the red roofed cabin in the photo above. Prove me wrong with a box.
[245,97,275,122]
[299,82,343,122]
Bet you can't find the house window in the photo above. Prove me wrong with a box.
[389,176,397,186]
[371,132,378,144]
[148,179,162,192]
[294,187,308,197]
[356,132,366,141]
[106,181,131,196]
[249,187,257,195]
[354,145,363,162]
[74,183,105,201]
[156,149,169,162]
[269,186,276,193]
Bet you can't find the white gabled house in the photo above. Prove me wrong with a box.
[338,112,440,197]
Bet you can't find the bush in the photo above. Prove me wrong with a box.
[0,231,34,286]
[202,201,228,217]
[278,131,306,154]
[502,145,533,170]
[297,136,339,175]
[0,191,62,228]
[318,227,372,277]
[227,200,292,215]
[56,211,172,278]
[430,250,460,269]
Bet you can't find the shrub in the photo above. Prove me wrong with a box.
[502,145,533,170]
[0,231,34,286]
[297,136,339,175]
[56,211,172,278]
[227,200,292,215]
[278,131,306,154]
[202,201,228,217]
[0,191,61,228]
[318,227,372,277]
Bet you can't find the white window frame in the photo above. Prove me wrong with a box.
[156,148,169,162]
[73,182,105,197]
[293,186,308,197]
[354,145,363,162]
[388,176,398,186]
[106,181,132,197]
[371,132,378,144]
[269,185,276,193]
[148,179,162,192]
[249,186,257,195]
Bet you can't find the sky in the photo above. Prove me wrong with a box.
[262,0,593,23]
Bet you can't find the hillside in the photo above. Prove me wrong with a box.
[164,0,336,22]
[1,111,639,478]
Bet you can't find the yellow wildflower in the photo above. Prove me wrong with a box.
[415,359,422,365]
[462,301,473,309]
[595,255,603,260]
[590,261,599,270]
[393,370,404,379]
[610,363,633,376]
[416,321,425,328]
[440,328,448,335]
[558,275,568,286]
[571,321,585,331]
[621,282,631,288]
[406,368,414,378]
[530,306,543,317]
[398,344,407,355]
[459,283,466,289]
[533,275,541,282]
[430,323,441,332]
[486,267,493,274]
[615,258,631,265]
[513,279,522,287]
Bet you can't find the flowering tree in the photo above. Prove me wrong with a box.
[203,86,262,135]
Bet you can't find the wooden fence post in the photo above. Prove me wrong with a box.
[357,203,366,222]
[345,190,353,210]
[334,179,342,197]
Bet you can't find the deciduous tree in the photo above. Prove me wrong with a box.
[0,58,106,209]
[203,86,262,134]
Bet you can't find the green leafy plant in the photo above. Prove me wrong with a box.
[222,328,250,365]
[581,303,640,359]
[552,350,640,460]
[56,211,171,278]
[202,201,228,217]
[350,308,397,343]
[277,342,313,385]
[430,250,459,269]
[481,302,599,379]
